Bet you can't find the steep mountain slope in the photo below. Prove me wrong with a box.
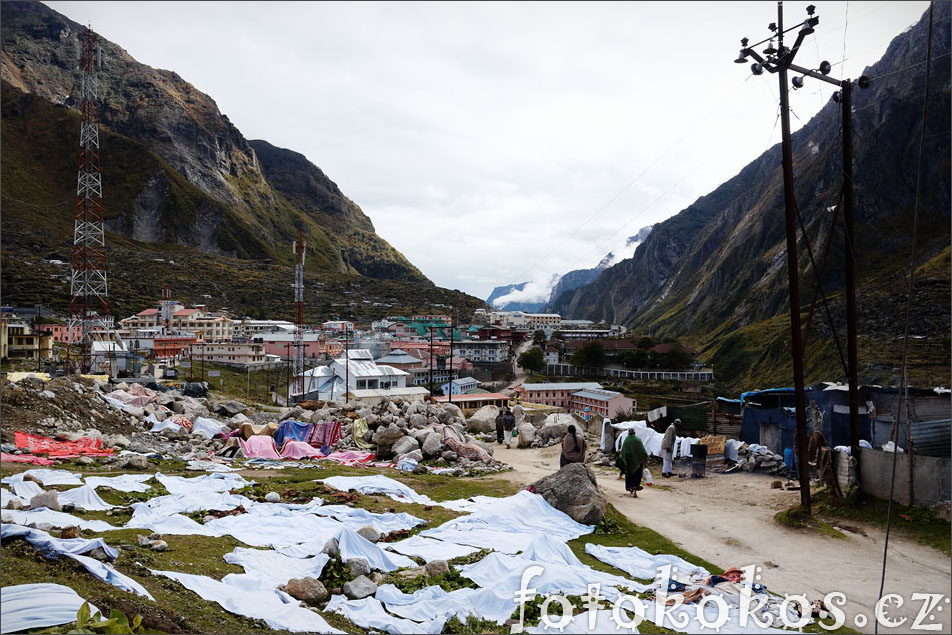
[486,282,548,313]
[551,5,950,389]
[0,0,424,281]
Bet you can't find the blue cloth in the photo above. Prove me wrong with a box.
[273,420,314,447]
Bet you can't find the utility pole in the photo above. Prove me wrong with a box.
[428,326,435,396]
[449,312,455,404]
[344,325,350,403]
[292,228,306,404]
[736,2,872,505]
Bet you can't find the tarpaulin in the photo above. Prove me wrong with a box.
[458,551,646,602]
[1,508,120,532]
[221,547,329,592]
[273,420,314,447]
[154,472,250,495]
[0,583,99,635]
[57,485,115,511]
[584,544,709,581]
[239,436,283,460]
[192,417,226,439]
[150,569,342,633]
[84,474,152,492]
[14,432,113,458]
[324,595,448,635]
[320,475,438,506]
[1,452,55,465]
[376,584,515,625]
[321,450,375,466]
[2,524,152,599]
[385,535,481,563]
[420,491,592,554]
[280,441,324,459]
[2,469,83,487]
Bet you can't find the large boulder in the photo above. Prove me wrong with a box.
[29,490,60,511]
[373,423,405,458]
[391,435,419,457]
[516,423,536,448]
[343,575,377,600]
[217,400,249,417]
[284,577,328,605]
[422,432,443,457]
[539,413,577,442]
[531,463,607,525]
[466,405,501,433]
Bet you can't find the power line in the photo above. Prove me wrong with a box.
[875,3,934,631]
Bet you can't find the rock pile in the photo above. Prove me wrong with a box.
[737,445,789,476]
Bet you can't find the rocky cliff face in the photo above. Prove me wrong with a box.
[0,0,425,282]
[550,4,950,388]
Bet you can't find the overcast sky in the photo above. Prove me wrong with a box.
[46,1,929,302]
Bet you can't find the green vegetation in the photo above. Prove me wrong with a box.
[43,602,145,634]
[517,346,545,375]
[774,505,847,540]
[571,341,607,368]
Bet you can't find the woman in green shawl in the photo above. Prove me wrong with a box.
[616,432,647,497]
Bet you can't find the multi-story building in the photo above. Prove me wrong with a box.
[189,342,266,367]
[441,376,480,396]
[253,332,343,360]
[322,320,355,333]
[514,382,604,408]
[232,319,295,340]
[568,388,635,422]
[299,349,411,399]
[452,339,510,363]
[46,324,84,344]
[1,316,54,361]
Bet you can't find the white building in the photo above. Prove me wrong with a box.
[441,376,480,396]
[453,339,510,363]
[233,319,295,339]
[298,349,412,401]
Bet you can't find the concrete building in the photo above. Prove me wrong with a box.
[453,339,510,363]
[433,392,510,410]
[46,324,83,344]
[322,320,355,333]
[514,382,604,408]
[298,349,411,400]
[1,316,54,361]
[441,376,480,396]
[254,332,343,360]
[233,319,295,339]
[374,348,425,370]
[568,388,635,422]
[189,342,266,368]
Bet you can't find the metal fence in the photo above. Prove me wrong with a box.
[546,363,714,382]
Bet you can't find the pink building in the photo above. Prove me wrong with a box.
[514,382,604,408]
[46,324,83,343]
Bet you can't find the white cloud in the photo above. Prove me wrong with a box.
[45,1,930,300]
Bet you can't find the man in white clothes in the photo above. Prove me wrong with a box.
[661,418,679,477]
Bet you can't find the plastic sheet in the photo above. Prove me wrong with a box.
[324,595,448,635]
[420,490,592,554]
[57,485,115,511]
[584,544,709,581]
[320,475,438,505]
[150,569,342,633]
[239,436,283,460]
[84,474,152,492]
[14,432,113,458]
[0,583,99,635]
[2,469,83,487]
[384,535,481,563]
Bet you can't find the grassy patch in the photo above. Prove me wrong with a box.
[809,487,951,554]
[774,504,847,540]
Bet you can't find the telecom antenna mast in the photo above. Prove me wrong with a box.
[67,26,111,375]
[291,228,306,401]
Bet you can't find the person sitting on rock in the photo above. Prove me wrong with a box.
[560,424,587,467]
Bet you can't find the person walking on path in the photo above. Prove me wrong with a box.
[661,418,679,477]
[616,432,648,497]
[560,424,588,467]
[495,409,505,445]
[502,407,516,449]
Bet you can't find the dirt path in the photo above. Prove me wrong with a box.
[502,339,533,396]
[490,443,950,634]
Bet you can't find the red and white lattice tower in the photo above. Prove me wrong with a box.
[291,227,306,400]
[66,26,111,375]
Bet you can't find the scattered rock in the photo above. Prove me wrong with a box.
[771,480,783,489]
[347,557,372,578]
[356,525,380,543]
[136,535,154,547]
[343,575,377,600]
[60,526,81,539]
[424,559,448,577]
[531,463,607,525]
[265,491,281,503]
[397,566,426,580]
[87,547,111,562]
[422,432,443,457]
[322,537,340,558]
[391,435,419,457]
[516,423,536,448]
[373,424,405,458]
[119,455,150,470]
[370,571,385,585]
[7,498,23,510]
[148,532,163,541]
[441,450,458,462]
[151,540,169,552]
[29,490,60,512]
[76,456,95,466]
[284,577,327,605]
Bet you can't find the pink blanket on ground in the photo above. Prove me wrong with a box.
[239,435,283,460]
[280,441,324,460]
[322,450,375,466]
[1,452,56,465]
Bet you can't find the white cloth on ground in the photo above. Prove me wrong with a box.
[191,417,226,439]
[9,480,44,502]
[335,528,417,571]
[458,551,647,602]
[205,513,344,548]
[1,508,119,532]
[527,609,641,634]
[724,439,742,462]
[420,490,592,554]
[221,547,330,592]
[2,524,119,560]
[2,469,83,487]
[1,488,27,507]
[149,418,183,435]
[520,533,584,567]
[57,485,115,511]
[0,583,99,635]
[324,595,448,635]
[584,544,709,581]
[124,511,222,536]
[150,569,341,633]
[319,475,438,506]
[384,535,481,563]
[311,504,425,535]
[154,471,250,495]
[130,492,250,518]
[376,584,515,624]
[84,474,152,492]
[68,554,154,600]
